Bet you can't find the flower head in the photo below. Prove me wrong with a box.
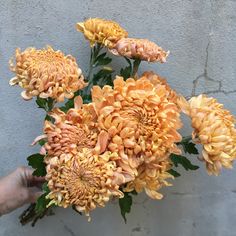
[110,38,169,62]
[76,18,128,48]
[9,46,86,102]
[46,148,124,220]
[92,76,182,181]
[43,96,108,160]
[178,95,236,175]
[124,160,173,200]
[140,71,179,104]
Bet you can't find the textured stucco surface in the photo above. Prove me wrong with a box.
[0,0,236,235]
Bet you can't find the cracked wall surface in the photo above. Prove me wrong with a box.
[0,0,236,236]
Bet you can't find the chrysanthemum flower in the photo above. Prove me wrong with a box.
[140,71,179,104]
[43,97,106,160]
[92,76,182,179]
[46,148,124,220]
[124,160,173,200]
[76,18,128,48]
[110,38,169,62]
[178,95,236,175]
[9,46,86,102]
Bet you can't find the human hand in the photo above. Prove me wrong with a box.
[0,166,44,216]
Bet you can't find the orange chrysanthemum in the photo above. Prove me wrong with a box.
[43,96,107,160]
[76,18,128,48]
[110,38,169,62]
[140,71,179,104]
[46,148,124,220]
[124,160,173,200]
[178,95,236,175]
[9,46,86,102]
[92,76,182,183]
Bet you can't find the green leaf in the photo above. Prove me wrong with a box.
[27,154,46,177]
[93,68,113,82]
[38,140,46,146]
[36,97,47,110]
[178,136,199,155]
[82,94,92,104]
[167,169,181,177]
[94,52,112,66]
[124,57,132,67]
[119,192,133,223]
[35,183,50,214]
[96,57,112,66]
[120,66,132,80]
[42,182,49,192]
[93,43,103,58]
[45,114,51,121]
[95,52,106,62]
[182,141,199,154]
[47,98,54,111]
[104,75,114,87]
[170,154,199,171]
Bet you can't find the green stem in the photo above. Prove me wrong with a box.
[132,59,141,78]
[84,44,103,96]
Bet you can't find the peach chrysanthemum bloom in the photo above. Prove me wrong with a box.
[9,46,86,102]
[92,76,182,180]
[110,38,169,62]
[124,160,173,200]
[46,148,124,220]
[43,96,108,160]
[76,18,128,48]
[178,95,236,175]
[140,71,179,104]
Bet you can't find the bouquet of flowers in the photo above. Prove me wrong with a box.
[8,18,236,226]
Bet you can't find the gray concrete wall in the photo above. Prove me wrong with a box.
[0,0,236,235]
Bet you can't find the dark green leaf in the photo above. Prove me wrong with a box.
[47,98,54,111]
[27,154,46,177]
[120,66,132,80]
[36,97,47,110]
[82,94,92,104]
[95,52,107,62]
[119,192,133,223]
[170,154,199,171]
[167,169,181,177]
[38,140,46,146]
[35,183,50,214]
[93,43,103,58]
[182,141,199,154]
[42,182,50,192]
[178,136,199,155]
[93,68,113,83]
[94,52,112,67]
[35,193,48,214]
[45,114,51,121]
[124,57,132,67]
[95,57,112,66]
